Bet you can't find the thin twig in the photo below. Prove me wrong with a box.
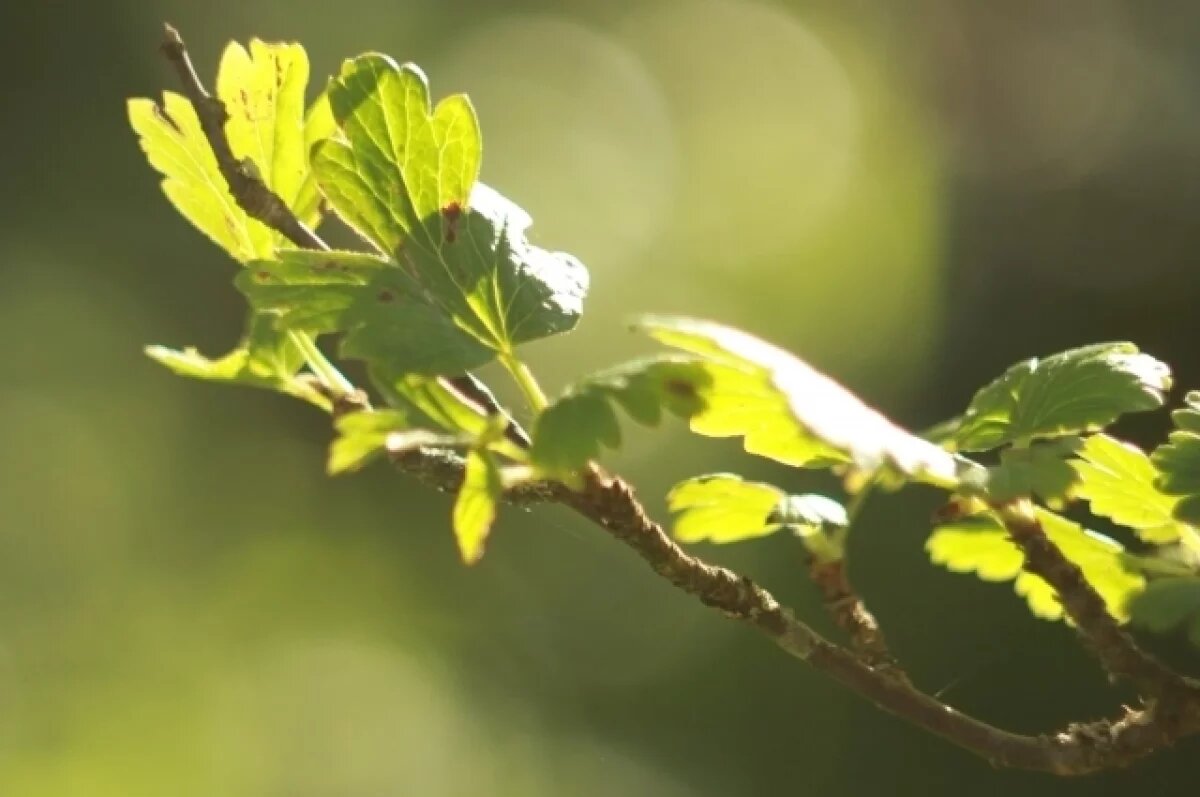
[389,448,1200,774]
[996,501,1195,697]
[159,23,528,447]
[808,558,907,681]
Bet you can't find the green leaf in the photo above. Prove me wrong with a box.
[1127,577,1200,648]
[1074,434,1187,544]
[295,91,337,227]
[980,438,1082,504]
[667,474,847,550]
[145,314,326,409]
[328,410,410,474]
[1152,392,1200,525]
[530,356,711,476]
[238,249,495,375]
[312,54,587,359]
[637,316,960,485]
[129,39,316,262]
[668,474,785,544]
[453,449,503,564]
[952,343,1170,452]
[927,509,1145,622]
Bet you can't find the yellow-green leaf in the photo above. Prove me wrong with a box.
[129,39,319,262]
[668,474,785,544]
[1074,434,1188,544]
[927,509,1145,623]
[453,450,503,564]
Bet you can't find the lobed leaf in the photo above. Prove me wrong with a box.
[530,356,711,476]
[1152,391,1200,525]
[145,314,326,409]
[312,54,587,363]
[668,474,785,544]
[327,409,411,474]
[453,449,503,565]
[1074,434,1187,544]
[129,39,322,262]
[637,316,960,485]
[951,343,1170,452]
[1127,577,1200,649]
[979,438,1082,505]
[927,509,1145,623]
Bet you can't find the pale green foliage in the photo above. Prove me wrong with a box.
[1152,391,1200,525]
[668,474,785,544]
[927,509,1145,622]
[951,343,1170,452]
[978,438,1081,504]
[327,410,411,474]
[453,450,503,564]
[129,39,316,261]
[1074,434,1188,544]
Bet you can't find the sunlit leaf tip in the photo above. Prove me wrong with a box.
[634,315,960,486]
[952,343,1171,452]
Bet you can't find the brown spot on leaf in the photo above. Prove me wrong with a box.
[664,379,697,399]
[442,202,463,243]
[378,290,395,303]
[256,270,272,281]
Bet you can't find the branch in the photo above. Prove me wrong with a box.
[996,501,1197,697]
[158,23,529,448]
[159,22,1200,775]
[390,447,1200,774]
[807,558,907,681]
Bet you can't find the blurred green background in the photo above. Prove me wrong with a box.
[2,0,1199,793]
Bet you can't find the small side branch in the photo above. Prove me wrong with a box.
[997,501,1197,697]
[808,559,907,681]
[389,449,1200,774]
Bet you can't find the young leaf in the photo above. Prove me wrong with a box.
[1127,577,1200,649]
[328,410,411,474]
[312,54,587,359]
[1152,392,1200,525]
[129,39,317,262]
[637,316,960,486]
[1074,434,1187,544]
[980,438,1082,504]
[667,474,847,549]
[927,509,1145,622]
[237,249,495,375]
[453,449,503,564]
[530,356,711,476]
[145,314,327,409]
[668,474,785,544]
[951,343,1170,452]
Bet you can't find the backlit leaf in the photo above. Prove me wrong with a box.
[952,344,1170,452]
[129,39,318,262]
[312,54,587,360]
[328,409,411,474]
[453,449,503,564]
[530,356,711,476]
[1152,392,1200,525]
[981,438,1081,504]
[637,316,960,485]
[1074,434,1187,544]
[145,314,327,409]
[927,509,1145,622]
[668,474,785,544]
